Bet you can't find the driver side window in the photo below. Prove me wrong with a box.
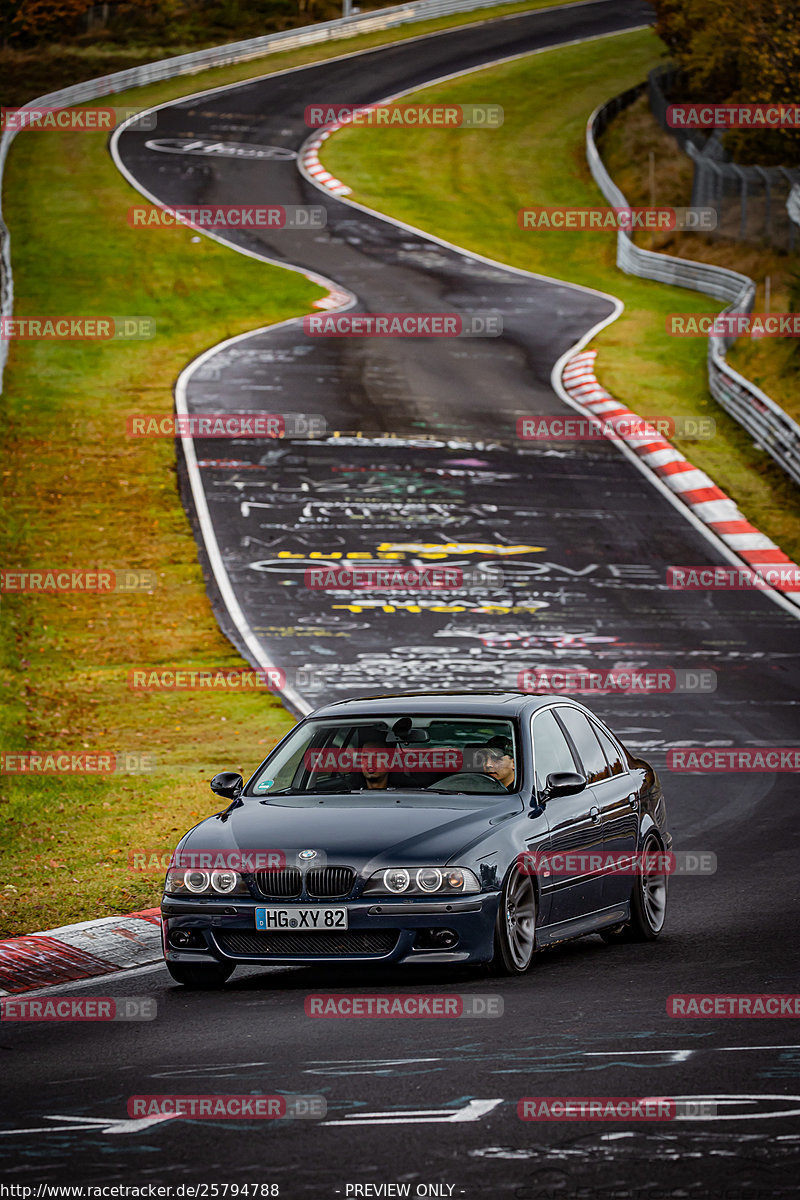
[531,709,579,795]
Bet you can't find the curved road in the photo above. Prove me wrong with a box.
[112,0,662,715]
[2,2,799,1192]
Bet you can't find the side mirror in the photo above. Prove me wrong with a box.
[210,771,244,799]
[542,770,586,799]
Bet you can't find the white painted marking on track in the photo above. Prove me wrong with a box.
[307,1057,440,1064]
[306,1056,441,1075]
[322,1098,503,1125]
[670,1094,800,1120]
[585,1050,695,1062]
[0,1113,177,1137]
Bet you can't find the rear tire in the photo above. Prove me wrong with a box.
[490,865,537,975]
[166,961,234,988]
[600,832,667,943]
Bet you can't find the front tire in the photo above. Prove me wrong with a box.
[490,866,537,975]
[166,961,235,988]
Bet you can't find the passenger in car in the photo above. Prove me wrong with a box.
[481,736,516,790]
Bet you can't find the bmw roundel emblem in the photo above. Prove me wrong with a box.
[298,849,317,860]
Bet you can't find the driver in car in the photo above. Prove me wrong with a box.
[481,736,516,791]
[357,739,414,791]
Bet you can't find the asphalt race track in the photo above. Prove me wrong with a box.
[3,1,800,1193]
[111,0,660,715]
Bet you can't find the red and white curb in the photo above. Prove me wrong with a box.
[301,123,354,315]
[301,125,352,199]
[312,282,352,311]
[562,350,800,606]
[0,909,162,995]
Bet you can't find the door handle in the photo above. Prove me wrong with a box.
[628,793,639,810]
[590,806,601,822]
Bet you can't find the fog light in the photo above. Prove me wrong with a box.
[413,928,459,950]
[169,929,206,949]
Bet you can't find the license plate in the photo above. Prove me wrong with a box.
[255,906,348,931]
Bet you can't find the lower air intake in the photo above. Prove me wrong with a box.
[215,929,399,957]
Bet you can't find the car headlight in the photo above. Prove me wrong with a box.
[164,868,250,897]
[363,866,480,896]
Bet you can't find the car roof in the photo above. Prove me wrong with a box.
[306,690,576,720]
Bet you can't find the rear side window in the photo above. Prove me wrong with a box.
[592,722,626,776]
[555,707,611,785]
[531,708,579,794]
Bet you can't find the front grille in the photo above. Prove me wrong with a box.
[253,866,356,899]
[306,867,356,898]
[215,929,399,957]
[255,868,302,898]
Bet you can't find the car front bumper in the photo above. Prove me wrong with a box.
[161,893,500,967]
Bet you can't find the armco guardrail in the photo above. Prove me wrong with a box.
[586,86,800,490]
[0,0,525,391]
[789,184,800,228]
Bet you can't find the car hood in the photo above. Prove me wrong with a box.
[180,793,519,872]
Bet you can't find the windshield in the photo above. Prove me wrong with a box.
[246,716,520,797]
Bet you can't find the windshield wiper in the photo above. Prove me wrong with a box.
[422,788,474,795]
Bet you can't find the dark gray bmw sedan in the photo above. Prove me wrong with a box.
[162,691,671,987]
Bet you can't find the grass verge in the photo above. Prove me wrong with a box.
[322,27,800,561]
[0,126,319,933]
[5,0,589,935]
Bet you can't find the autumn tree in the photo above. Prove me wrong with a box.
[9,0,93,41]
[652,0,800,162]
[0,0,24,47]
